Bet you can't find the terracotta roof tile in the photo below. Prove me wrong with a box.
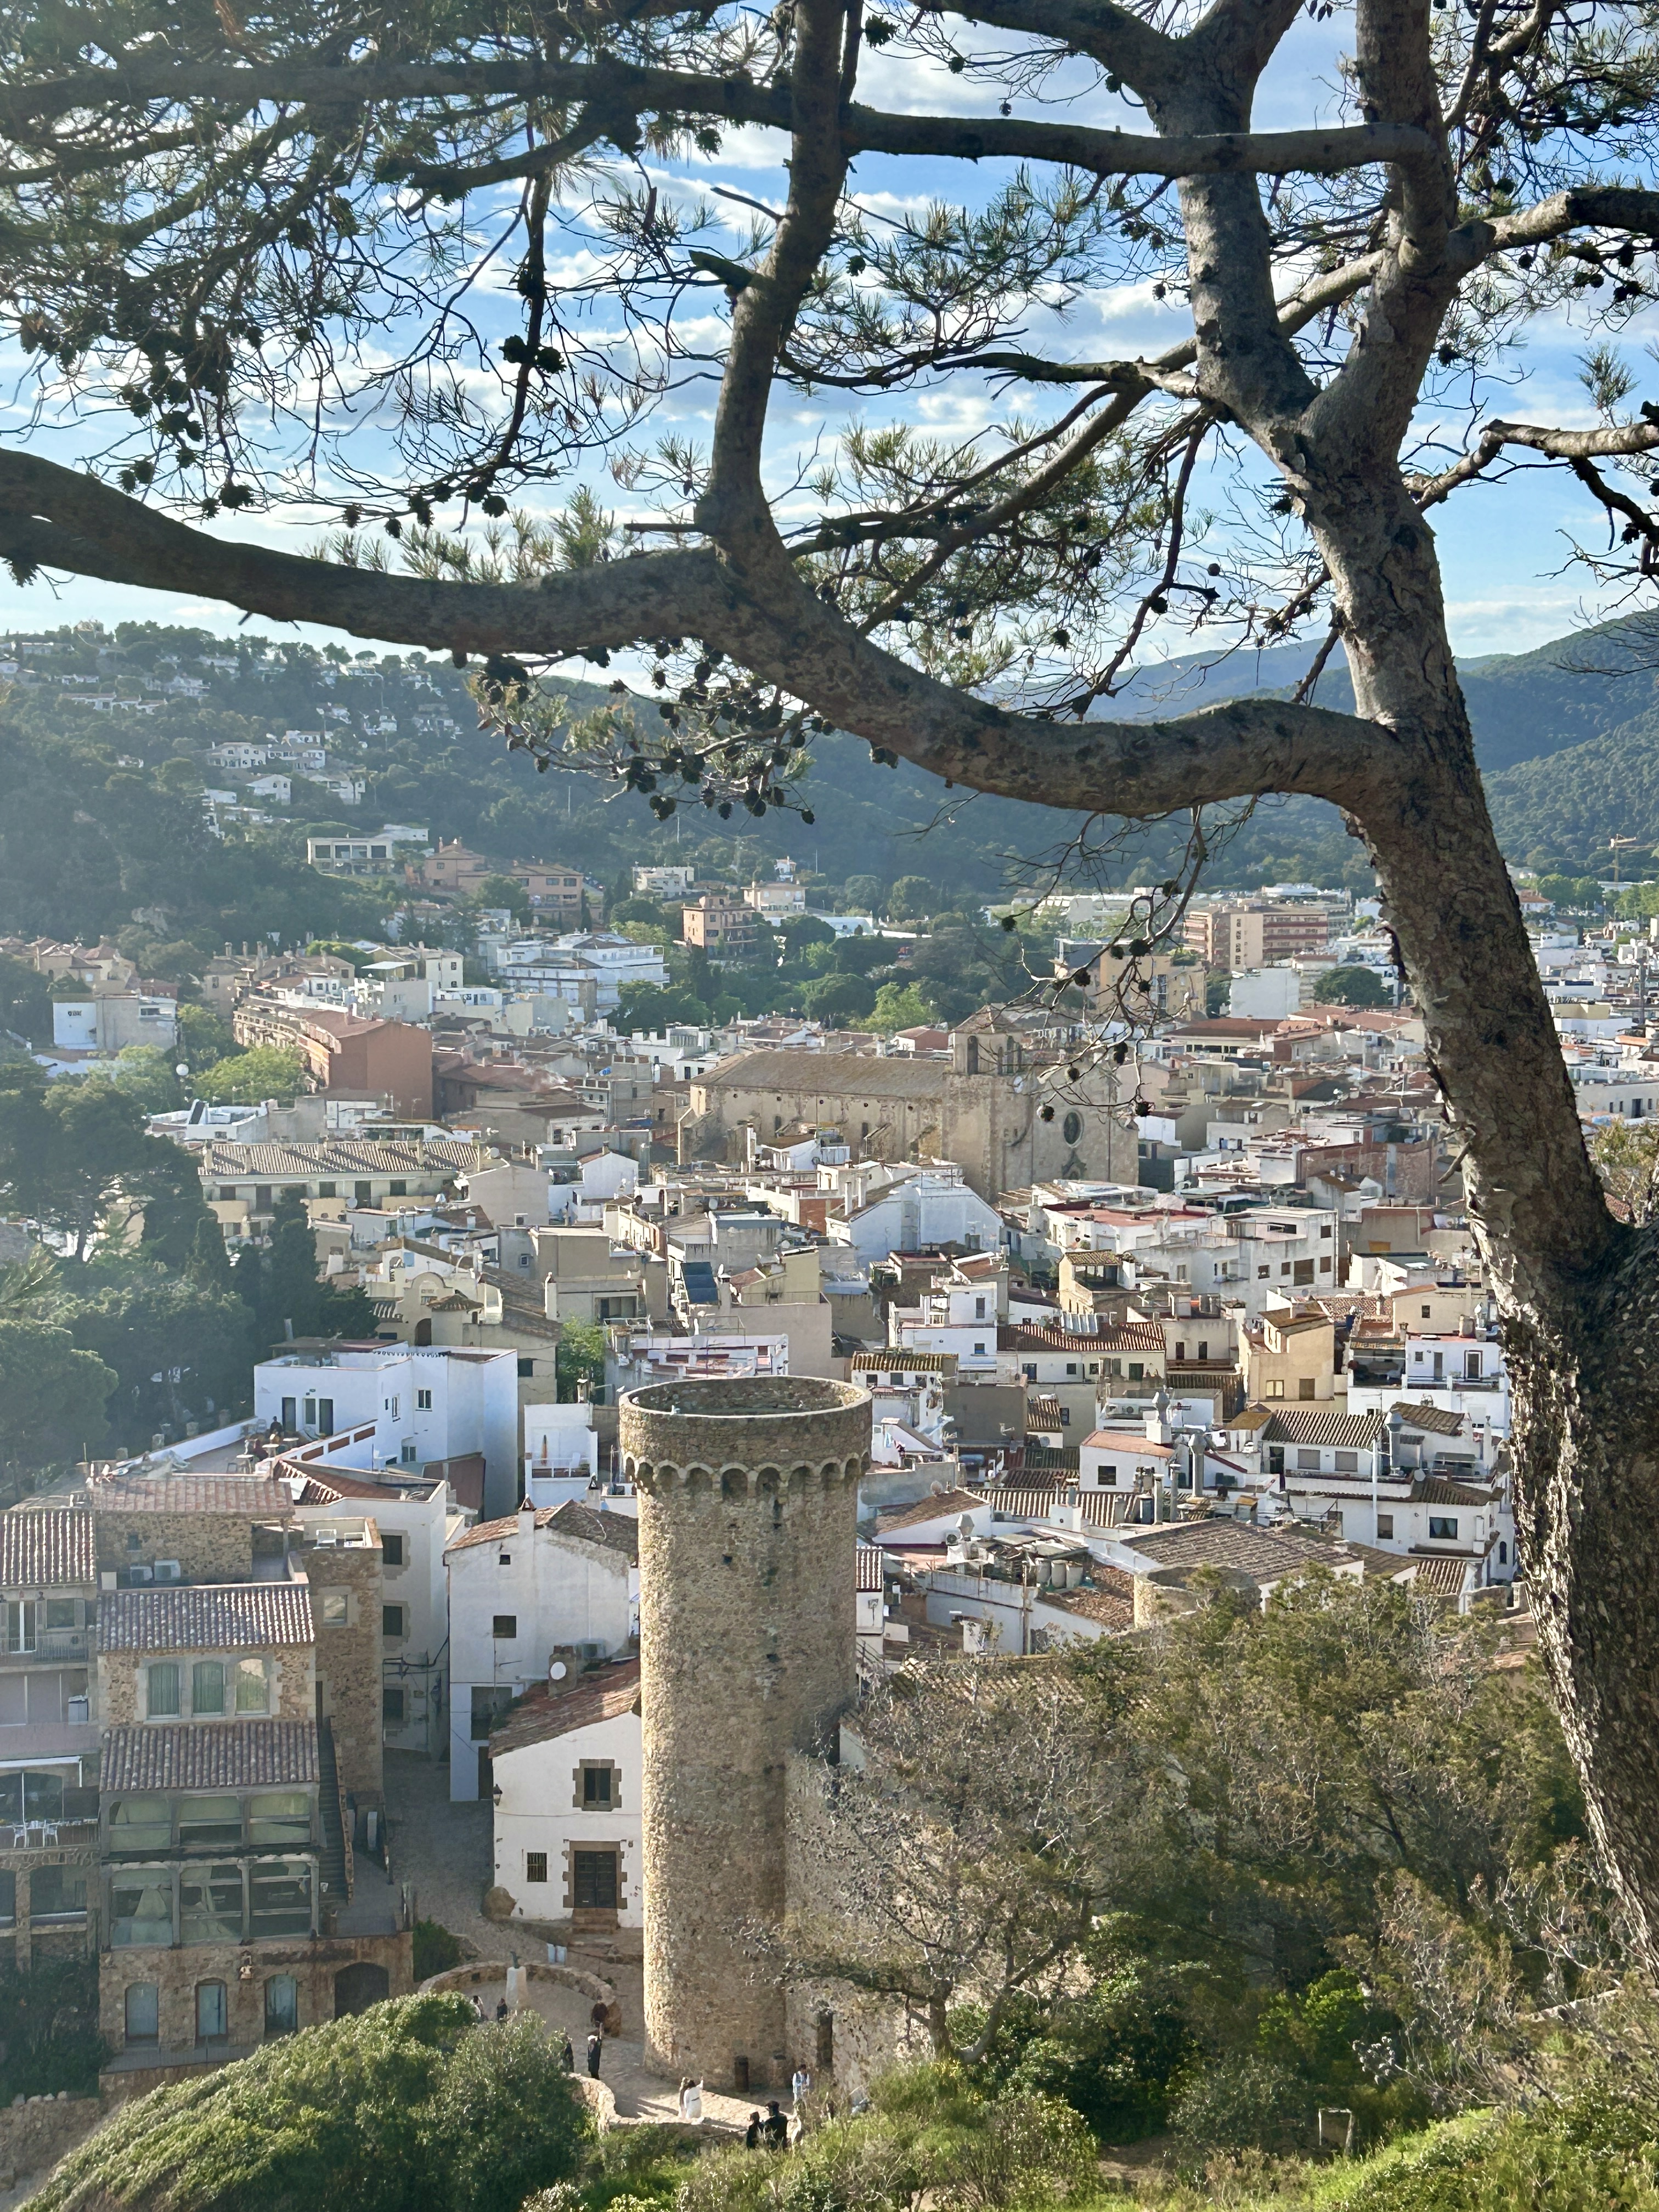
[99,1582,314,1653]
[103,1719,319,1791]
[1,1509,94,1588]
[447,1499,638,1561]
[489,1659,641,1756]
[89,1474,297,1517]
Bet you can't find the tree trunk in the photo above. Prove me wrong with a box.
[1316,473,1659,1954]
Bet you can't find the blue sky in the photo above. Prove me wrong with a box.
[0,18,1645,672]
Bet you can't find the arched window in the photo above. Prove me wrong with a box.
[124,1983,159,2046]
[264,1975,298,2038]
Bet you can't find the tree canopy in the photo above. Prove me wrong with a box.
[9,0,1659,1965]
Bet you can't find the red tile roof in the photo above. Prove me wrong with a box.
[1,1509,94,1588]
[103,1719,319,1790]
[99,1582,314,1653]
[489,1658,641,1756]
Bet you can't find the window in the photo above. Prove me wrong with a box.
[974,1297,985,1320]
[1294,1260,1314,1285]
[0,1870,13,1928]
[0,1771,64,1825]
[526,1852,548,1883]
[1421,1304,1432,1319]
[44,1598,76,1632]
[1298,1376,1317,1401]
[381,1532,404,1568]
[191,1661,226,1717]
[264,1974,298,2038]
[517,1358,535,1378]
[383,1685,406,1724]
[320,1594,349,1627]
[497,1553,511,1567]
[29,1864,86,1921]
[233,1659,268,1714]
[249,1792,310,1847]
[973,1342,985,1357]
[178,1796,241,1848]
[124,1983,159,2045]
[1466,1352,1482,1380]
[180,1864,242,1945]
[250,1859,312,1937]
[493,1615,518,1640]
[1065,1362,1077,1377]
[1429,1515,1458,1540]
[383,1605,406,1640]
[1296,1447,1322,1470]
[1097,1464,1118,1487]
[471,1686,513,1740]
[112,1874,173,1947]
[1267,1379,1285,1398]
[1499,1541,1509,1565]
[1128,1362,1144,1382]
[147,1662,180,1718]
[416,1389,432,1410]
[196,1981,228,2041]
[388,1180,407,1198]
[1334,1451,1359,1474]
[1376,1513,1395,1538]
[582,1765,615,1808]
[386,1396,399,1420]
[109,1795,171,1852]
[1257,1266,1269,1279]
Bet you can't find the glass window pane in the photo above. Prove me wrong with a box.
[0,1870,14,1927]
[177,1796,241,1848]
[111,1874,173,1946]
[249,1859,312,1937]
[123,1983,159,2044]
[233,1661,268,1714]
[0,1775,20,1825]
[148,1663,180,1718]
[249,1792,311,1847]
[196,1982,227,2040]
[191,1662,225,1717]
[264,1975,298,2037]
[23,1772,63,1822]
[180,1864,243,1945]
[109,1796,171,1852]
[43,1599,77,1632]
[30,1864,86,1920]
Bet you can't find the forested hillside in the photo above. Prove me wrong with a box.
[3,613,1658,950]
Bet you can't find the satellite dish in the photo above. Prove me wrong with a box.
[549,1660,568,1681]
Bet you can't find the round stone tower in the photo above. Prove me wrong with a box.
[618,1375,871,2093]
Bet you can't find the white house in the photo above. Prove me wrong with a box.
[523,1402,603,1506]
[253,1344,520,1516]
[833,1167,1005,1263]
[51,992,178,1054]
[488,1656,643,1928]
[278,1434,470,1754]
[444,1500,639,1799]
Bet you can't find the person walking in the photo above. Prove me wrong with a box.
[558,2031,575,2073]
[586,2030,604,2079]
[744,2112,763,2150]
[763,2100,788,2149]
[792,2064,811,2111]
[678,2078,703,2124]
[494,1997,509,2022]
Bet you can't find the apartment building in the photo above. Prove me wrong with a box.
[1,1510,99,1973]
[1183,902,1331,971]
[680,894,760,959]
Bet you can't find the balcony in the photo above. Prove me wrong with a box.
[0,1628,92,1667]
[1,1819,98,1855]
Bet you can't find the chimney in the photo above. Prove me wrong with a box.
[518,1499,536,1537]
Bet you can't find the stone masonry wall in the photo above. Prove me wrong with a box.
[99,1926,413,2054]
[299,1537,385,1806]
[97,1645,312,1728]
[620,1378,869,2094]
[92,1512,266,1580]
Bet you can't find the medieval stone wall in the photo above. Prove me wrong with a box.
[619,1378,870,2094]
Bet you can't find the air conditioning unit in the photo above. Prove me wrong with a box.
[153,1560,182,1583]
[129,1564,154,1585]
[575,1640,605,1662]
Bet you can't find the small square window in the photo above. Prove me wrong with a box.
[1428,1516,1458,1541]
[526,1852,548,1883]
[1376,1513,1395,1538]
[493,1615,518,1639]
[320,1593,348,1627]
[497,1553,511,1567]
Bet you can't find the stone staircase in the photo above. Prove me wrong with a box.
[317,1718,350,1902]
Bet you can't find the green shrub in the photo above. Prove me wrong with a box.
[1169,2052,1315,2169]
[1328,2093,1659,2212]
[0,1957,104,2101]
[21,1994,590,2212]
[413,1919,465,1981]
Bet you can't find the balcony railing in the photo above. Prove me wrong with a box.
[0,1628,91,1665]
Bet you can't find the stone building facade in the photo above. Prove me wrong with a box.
[618,1376,871,2095]
[296,1522,385,1807]
[682,1028,1132,1200]
[86,1475,297,1582]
